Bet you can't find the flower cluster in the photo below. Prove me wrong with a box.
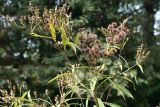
[100,47,117,58]
[19,1,71,34]
[98,19,129,45]
[0,80,17,104]
[136,44,150,64]
[79,31,121,64]
[19,16,26,24]
[79,20,130,65]
[79,31,101,64]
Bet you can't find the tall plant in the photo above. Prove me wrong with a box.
[0,1,150,107]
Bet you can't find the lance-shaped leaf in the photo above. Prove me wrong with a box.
[27,90,33,103]
[109,79,134,99]
[105,102,121,107]
[137,64,144,73]
[97,98,105,107]
[48,73,71,83]
[67,42,77,53]
[29,33,52,39]
[49,23,56,42]
[61,23,69,50]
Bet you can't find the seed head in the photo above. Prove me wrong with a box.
[136,44,150,64]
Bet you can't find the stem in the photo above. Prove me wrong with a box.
[75,53,82,66]
[32,22,41,32]
[76,92,85,107]
[106,87,112,102]
[117,64,137,76]
[79,49,91,66]
[93,92,99,107]
[123,64,137,73]
[63,49,71,65]
[100,86,109,99]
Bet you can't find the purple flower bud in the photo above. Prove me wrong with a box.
[114,35,120,43]
[119,30,126,38]
[106,37,112,43]
[112,22,117,27]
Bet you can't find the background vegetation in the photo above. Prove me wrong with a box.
[0,0,160,106]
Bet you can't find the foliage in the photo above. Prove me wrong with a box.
[0,2,150,107]
[0,0,160,107]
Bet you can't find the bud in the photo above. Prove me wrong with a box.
[114,35,120,43]
[106,37,112,43]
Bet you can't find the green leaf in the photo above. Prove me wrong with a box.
[21,91,28,99]
[48,73,71,83]
[86,96,89,107]
[97,98,105,107]
[122,38,129,49]
[129,70,138,85]
[122,76,135,90]
[122,76,133,83]
[90,77,97,95]
[61,23,69,50]
[49,23,56,42]
[29,33,53,39]
[100,63,105,71]
[119,55,129,68]
[137,64,143,73]
[13,101,18,107]
[67,42,77,53]
[110,80,134,99]
[64,102,70,107]
[105,102,121,107]
[27,90,33,103]
[118,61,123,71]
[74,33,81,44]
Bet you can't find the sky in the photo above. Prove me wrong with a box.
[155,10,160,35]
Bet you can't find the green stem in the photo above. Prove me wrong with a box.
[93,92,99,107]
[123,64,137,73]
